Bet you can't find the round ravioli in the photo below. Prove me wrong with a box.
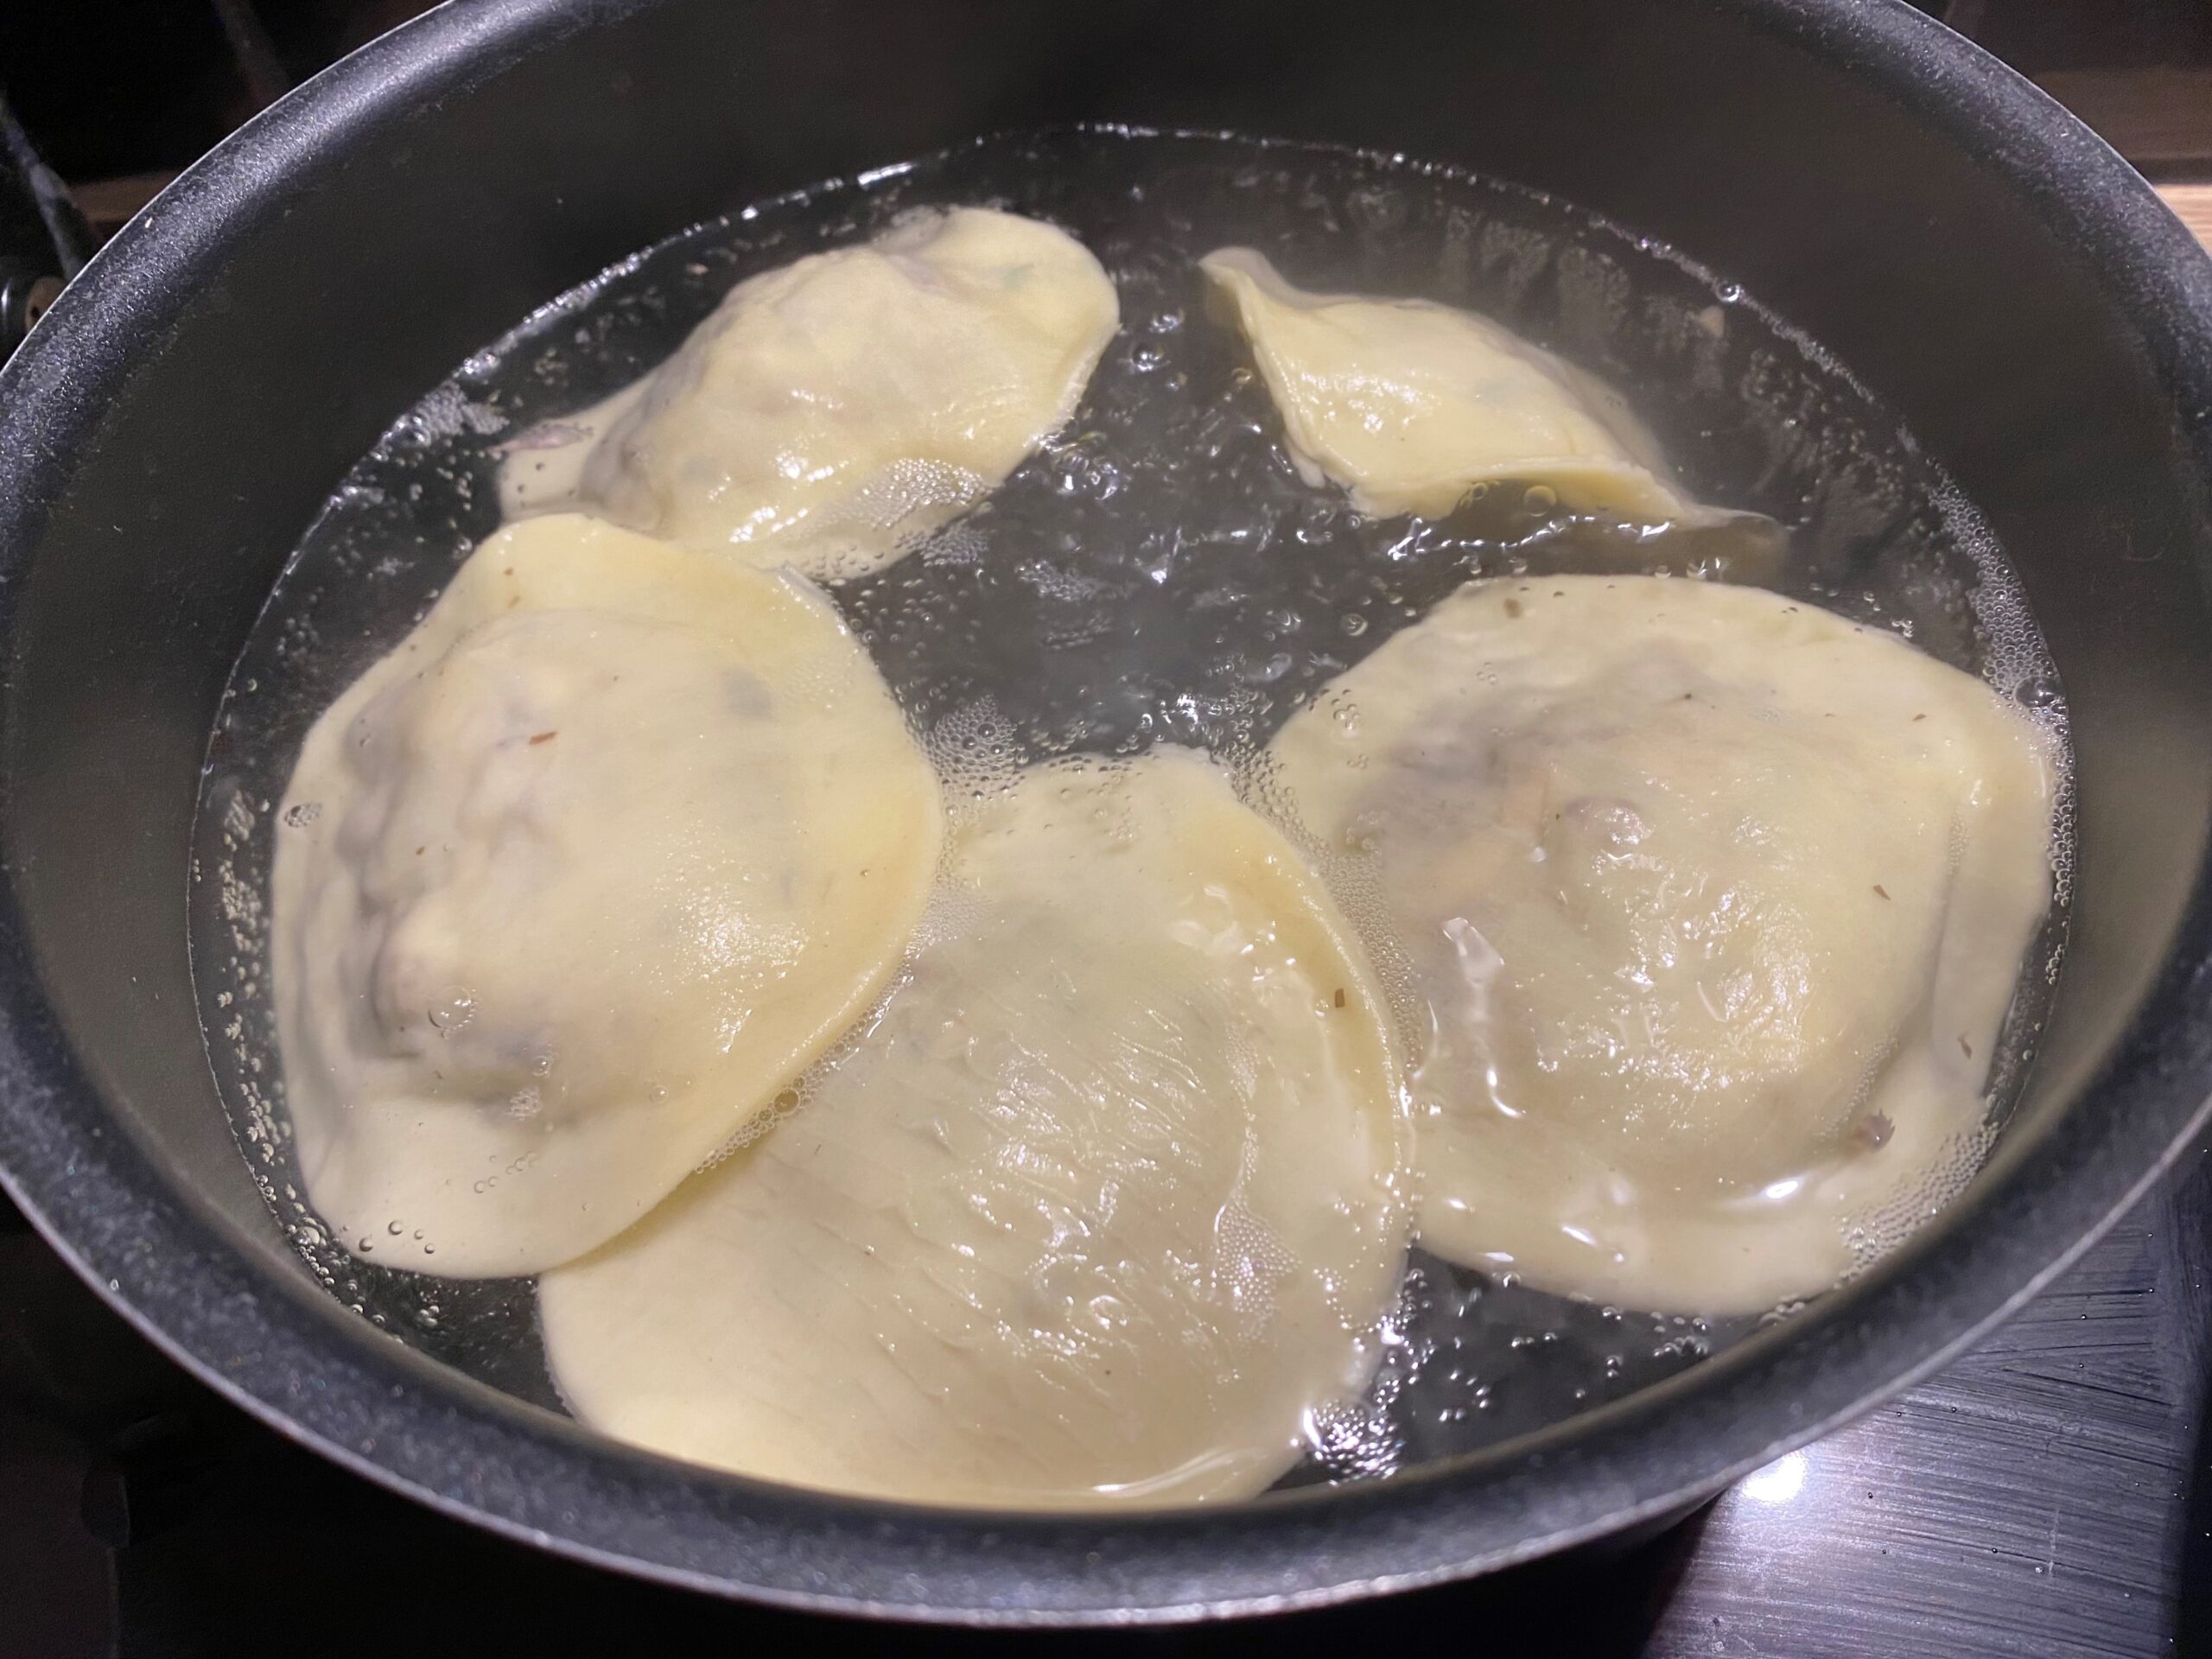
[538,748,1410,1508]
[1201,246,1718,526]
[581,207,1119,580]
[272,513,944,1278]
[1268,577,2053,1313]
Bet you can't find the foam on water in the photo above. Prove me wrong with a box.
[188,128,2071,1484]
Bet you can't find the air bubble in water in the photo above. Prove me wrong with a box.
[426,989,475,1034]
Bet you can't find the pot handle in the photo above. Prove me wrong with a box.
[0,90,93,360]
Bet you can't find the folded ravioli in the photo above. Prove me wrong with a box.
[579,207,1119,580]
[1268,577,2052,1313]
[538,748,1410,1508]
[1201,247,1716,525]
[272,513,944,1278]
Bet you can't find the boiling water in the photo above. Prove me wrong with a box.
[189,130,2071,1478]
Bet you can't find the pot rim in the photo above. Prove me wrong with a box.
[2,0,2210,1624]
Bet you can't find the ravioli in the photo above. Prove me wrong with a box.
[538,749,1410,1508]
[1201,247,1715,525]
[580,207,1119,580]
[1268,577,2053,1313]
[271,513,944,1278]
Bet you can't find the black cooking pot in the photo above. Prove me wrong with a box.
[1,0,2209,1624]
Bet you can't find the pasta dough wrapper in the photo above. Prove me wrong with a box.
[1268,577,2053,1313]
[539,748,1410,1508]
[1202,246,1718,525]
[582,207,1120,580]
[273,513,944,1278]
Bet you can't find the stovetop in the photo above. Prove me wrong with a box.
[6,1132,2209,1658]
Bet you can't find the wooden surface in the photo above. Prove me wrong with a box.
[2043,68,2212,172]
[67,172,176,242]
[2158,182,2212,251]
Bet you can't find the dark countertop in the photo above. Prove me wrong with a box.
[1644,1139,2212,1658]
[5,1135,2209,1657]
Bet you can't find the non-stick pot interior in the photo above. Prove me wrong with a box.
[3,0,2210,1612]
